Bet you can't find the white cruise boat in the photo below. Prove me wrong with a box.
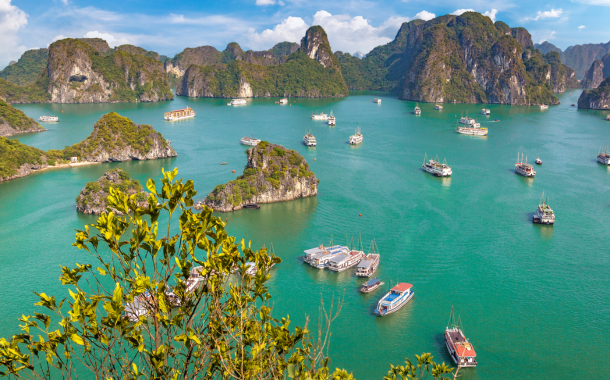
[374,283,414,316]
[349,127,363,145]
[422,154,452,177]
[481,108,490,115]
[328,110,336,126]
[303,132,317,147]
[435,104,443,110]
[515,153,535,177]
[311,112,329,120]
[540,104,549,110]
[164,107,195,121]
[459,116,476,125]
[328,241,365,272]
[373,98,381,104]
[242,261,276,276]
[39,115,59,122]
[533,191,555,225]
[414,104,421,115]
[240,136,261,146]
[456,122,488,136]
[304,244,349,269]
[228,98,247,106]
[597,146,610,165]
[279,98,288,105]
[356,240,380,277]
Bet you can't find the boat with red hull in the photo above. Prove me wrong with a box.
[445,307,477,368]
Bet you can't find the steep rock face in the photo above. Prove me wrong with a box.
[578,76,610,109]
[45,38,173,103]
[176,27,348,98]
[582,54,610,88]
[300,26,341,71]
[0,48,49,86]
[200,142,318,212]
[511,28,533,49]
[0,99,45,137]
[75,168,147,214]
[563,43,610,79]
[54,112,177,162]
[535,41,562,55]
[564,65,581,88]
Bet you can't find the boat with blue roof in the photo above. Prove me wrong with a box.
[374,283,414,316]
[360,278,384,293]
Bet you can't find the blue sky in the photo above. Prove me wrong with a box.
[1,0,610,68]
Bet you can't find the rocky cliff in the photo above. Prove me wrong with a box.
[76,168,148,214]
[581,54,610,88]
[200,142,318,212]
[338,13,571,104]
[578,76,610,109]
[535,41,610,79]
[176,27,347,98]
[0,99,45,137]
[0,48,49,86]
[50,112,176,162]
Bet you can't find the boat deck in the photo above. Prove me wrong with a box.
[383,292,400,303]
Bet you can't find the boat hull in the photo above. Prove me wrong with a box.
[533,216,554,225]
[165,115,195,121]
[360,282,383,293]
[456,128,488,136]
[375,291,413,316]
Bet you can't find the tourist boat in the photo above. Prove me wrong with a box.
[533,191,555,225]
[515,153,536,177]
[459,116,476,125]
[374,283,414,316]
[39,115,59,122]
[481,108,490,115]
[349,127,363,145]
[279,98,288,105]
[360,278,384,293]
[123,296,148,322]
[422,154,452,177]
[535,157,542,165]
[228,98,247,106]
[597,146,610,165]
[243,203,260,209]
[240,136,261,146]
[414,104,421,115]
[445,307,478,368]
[356,240,380,277]
[164,107,195,121]
[328,110,336,126]
[373,98,381,104]
[606,115,610,121]
[493,119,500,122]
[303,243,349,269]
[328,236,365,272]
[456,122,488,136]
[311,112,329,120]
[435,104,443,110]
[540,104,549,110]
[303,131,317,147]
[243,261,275,276]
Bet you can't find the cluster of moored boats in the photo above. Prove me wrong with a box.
[306,111,362,147]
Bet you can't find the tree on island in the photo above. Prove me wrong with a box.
[0,168,454,380]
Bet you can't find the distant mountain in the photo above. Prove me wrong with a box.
[175,26,348,98]
[535,41,562,55]
[338,13,577,105]
[0,49,49,86]
[534,41,610,79]
[581,53,610,88]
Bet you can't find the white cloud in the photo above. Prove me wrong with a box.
[0,0,28,68]
[538,31,556,43]
[255,0,276,5]
[413,11,435,21]
[60,0,68,4]
[244,16,308,49]
[50,34,67,44]
[483,9,498,21]
[452,9,475,16]
[527,8,563,21]
[83,31,130,47]
[573,0,610,5]
[578,25,585,31]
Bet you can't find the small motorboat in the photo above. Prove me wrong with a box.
[360,278,384,293]
[571,103,576,107]
[243,203,260,209]
[535,157,542,165]
[493,119,500,122]
[220,162,227,165]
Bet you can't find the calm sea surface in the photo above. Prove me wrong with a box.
[2,91,610,379]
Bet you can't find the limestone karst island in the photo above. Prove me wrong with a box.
[1,2,610,379]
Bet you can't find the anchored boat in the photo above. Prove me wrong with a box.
[535,157,542,165]
[228,98,247,106]
[328,110,336,126]
[328,235,365,272]
[240,136,261,146]
[279,98,288,104]
[435,104,443,110]
[445,307,478,368]
[356,240,380,277]
[39,115,59,122]
[540,104,549,110]
[481,108,490,115]
[303,238,348,269]
[597,146,610,165]
[374,283,414,316]
[422,154,452,177]
[349,127,363,145]
[360,278,384,293]
[414,104,421,115]
[164,107,195,121]
[311,112,329,120]
[515,153,536,177]
[456,122,487,136]
[303,131,317,147]
[373,98,381,104]
[533,191,555,225]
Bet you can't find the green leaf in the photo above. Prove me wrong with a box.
[70,334,84,345]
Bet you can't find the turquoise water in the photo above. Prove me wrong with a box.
[3,91,610,379]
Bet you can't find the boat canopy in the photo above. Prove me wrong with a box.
[456,342,477,357]
[391,283,413,292]
[358,259,374,268]
[363,278,381,287]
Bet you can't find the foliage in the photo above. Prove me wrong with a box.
[0,137,44,179]
[0,77,51,104]
[0,49,48,86]
[0,99,42,132]
[383,353,454,380]
[76,168,147,211]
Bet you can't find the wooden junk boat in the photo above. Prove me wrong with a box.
[445,307,478,368]
[360,278,384,293]
[356,240,380,277]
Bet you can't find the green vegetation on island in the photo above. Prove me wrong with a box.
[76,168,147,214]
[578,76,610,109]
[0,48,49,86]
[0,168,455,379]
[0,77,51,103]
[0,98,44,136]
[0,137,45,180]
